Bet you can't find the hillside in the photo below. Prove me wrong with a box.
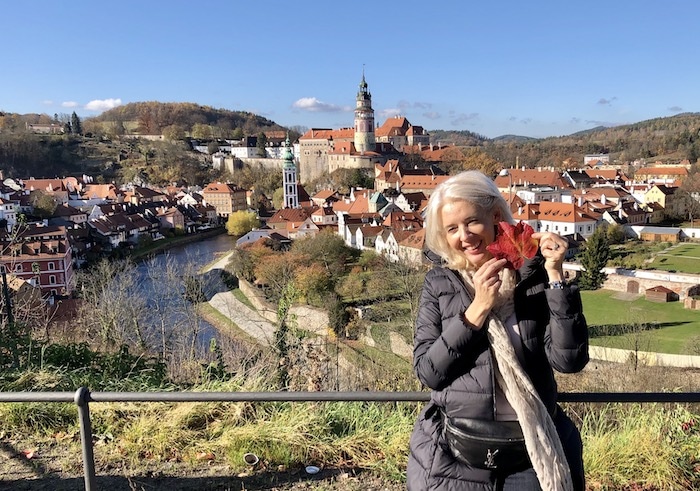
[431,112,700,169]
[87,101,286,138]
[2,105,700,183]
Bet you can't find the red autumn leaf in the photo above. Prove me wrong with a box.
[486,221,539,270]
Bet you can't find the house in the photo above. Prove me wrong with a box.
[635,166,689,185]
[374,116,430,151]
[156,207,185,230]
[397,228,426,266]
[0,224,74,298]
[644,185,680,219]
[266,207,316,234]
[311,206,338,226]
[236,228,290,248]
[125,186,168,205]
[495,168,570,191]
[397,174,450,196]
[355,225,384,250]
[0,197,21,229]
[628,225,682,243]
[201,182,248,218]
[49,203,88,227]
[514,202,599,239]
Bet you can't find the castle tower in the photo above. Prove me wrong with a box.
[282,135,299,209]
[353,71,375,154]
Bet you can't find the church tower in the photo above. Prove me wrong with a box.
[353,70,376,154]
[282,135,299,209]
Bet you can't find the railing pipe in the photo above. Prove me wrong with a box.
[0,389,698,491]
[74,387,96,491]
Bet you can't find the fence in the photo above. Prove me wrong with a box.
[1,389,699,491]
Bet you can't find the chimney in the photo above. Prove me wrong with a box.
[577,196,584,207]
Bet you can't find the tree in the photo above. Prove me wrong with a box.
[29,190,58,218]
[70,112,82,135]
[578,226,610,290]
[225,210,260,237]
[256,132,268,157]
[231,127,244,140]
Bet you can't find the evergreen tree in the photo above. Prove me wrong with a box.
[256,132,268,157]
[579,226,610,290]
[70,112,82,135]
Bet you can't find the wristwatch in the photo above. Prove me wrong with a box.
[548,280,566,289]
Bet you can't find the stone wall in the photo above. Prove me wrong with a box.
[601,268,700,299]
[590,346,700,368]
[237,280,329,335]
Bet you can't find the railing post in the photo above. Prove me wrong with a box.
[74,387,96,491]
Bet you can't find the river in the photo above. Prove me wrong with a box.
[132,232,238,350]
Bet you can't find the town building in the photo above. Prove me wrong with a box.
[0,224,74,298]
[201,182,248,218]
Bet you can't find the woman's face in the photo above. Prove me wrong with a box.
[441,199,500,269]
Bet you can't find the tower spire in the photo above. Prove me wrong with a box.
[282,133,299,209]
[354,68,375,154]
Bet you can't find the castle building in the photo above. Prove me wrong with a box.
[298,73,408,183]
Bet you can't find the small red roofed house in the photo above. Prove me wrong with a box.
[398,228,426,266]
[536,202,599,238]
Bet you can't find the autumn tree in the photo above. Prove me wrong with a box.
[578,226,610,290]
[29,190,58,218]
[225,210,260,237]
[290,229,358,279]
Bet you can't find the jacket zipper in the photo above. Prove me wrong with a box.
[443,268,500,420]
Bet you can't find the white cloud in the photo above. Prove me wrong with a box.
[292,97,349,113]
[61,101,79,108]
[377,108,402,119]
[84,98,123,112]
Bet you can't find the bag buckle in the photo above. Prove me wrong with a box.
[484,448,499,468]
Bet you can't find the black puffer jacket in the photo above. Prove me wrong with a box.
[406,255,589,490]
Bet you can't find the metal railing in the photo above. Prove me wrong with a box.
[0,389,699,491]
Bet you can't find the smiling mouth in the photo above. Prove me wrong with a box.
[462,240,482,253]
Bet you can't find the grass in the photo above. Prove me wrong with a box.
[581,290,700,354]
[582,404,700,490]
[648,242,700,274]
[232,287,256,310]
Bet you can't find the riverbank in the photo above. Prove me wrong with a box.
[130,227,227,261]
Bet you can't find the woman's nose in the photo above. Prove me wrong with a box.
[458,225,471,240]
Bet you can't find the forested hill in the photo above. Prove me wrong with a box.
[432,112,700,169]
[89,102,286,138]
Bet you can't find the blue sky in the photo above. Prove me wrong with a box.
[1,1,698,139]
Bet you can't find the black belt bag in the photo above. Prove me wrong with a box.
[442,414,530,472]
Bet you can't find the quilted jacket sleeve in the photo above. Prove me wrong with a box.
[544,283,589,373]
[413,268,488,391]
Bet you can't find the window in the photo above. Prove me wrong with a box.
[49,275,56,284]
[48,262,55,271]
[14,264,22,272]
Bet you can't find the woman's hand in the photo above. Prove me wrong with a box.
[465,257,506,329]
[531,232,567,282]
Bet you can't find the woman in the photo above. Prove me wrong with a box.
[407,170,589,491]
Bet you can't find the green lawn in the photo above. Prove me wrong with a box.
[581,290,700,355]
[648,243,700,274]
